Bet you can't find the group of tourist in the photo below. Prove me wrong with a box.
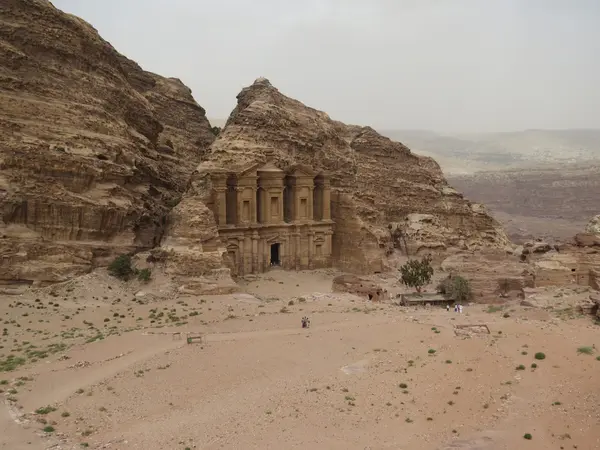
[446,304,464,313]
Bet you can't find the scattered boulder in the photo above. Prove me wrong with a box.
[585,215,600,235]
[523,241,553,255]
[574,233,600,247]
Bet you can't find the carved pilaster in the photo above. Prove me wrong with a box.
[322,179,331,221]
[308,186,314,222]
[251,187,258,224]
[214,187,227,226]
[235,186,245,226]
[251,232,259,274]
[307,230,314,269]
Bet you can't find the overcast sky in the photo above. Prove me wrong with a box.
[52,0,600,133]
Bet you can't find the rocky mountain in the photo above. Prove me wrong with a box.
[0,0,215,286]
[381,129,600,174]
[165,78,510,280]
[448,164,600,242]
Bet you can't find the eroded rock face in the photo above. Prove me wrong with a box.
[584,215,600,235]
[0,0,215,284]
[169,78,510,275]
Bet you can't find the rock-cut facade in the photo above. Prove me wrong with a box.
[206,153,334,276]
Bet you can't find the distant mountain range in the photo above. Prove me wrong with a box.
[379,128,600,174]
[209,119,600,175]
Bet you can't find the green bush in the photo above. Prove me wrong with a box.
[534,352,546,360]
[108,255,134,280]
[523,433,532,440]
[400,256,434,293]
[137,268,152,282]
[439,275,472,302]
[577,346,594,355]
[450,276,472,302]
[35,406,56,415]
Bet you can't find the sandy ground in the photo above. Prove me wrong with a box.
[1,269,599,450]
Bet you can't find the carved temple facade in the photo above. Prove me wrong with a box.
[209,162,334,276]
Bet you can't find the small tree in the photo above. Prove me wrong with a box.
[108,255,134,280]
[439,275,472,302]
[400,256,434,293]
[210,126,221,136]
[449,275,472,302]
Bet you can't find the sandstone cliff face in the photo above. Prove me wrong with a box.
[169,78,510,275]
[0,0,215,285]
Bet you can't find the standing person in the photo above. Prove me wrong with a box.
[459,304,463,314]
[446,304,450,312]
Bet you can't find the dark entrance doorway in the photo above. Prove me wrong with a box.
[270,243,280,266]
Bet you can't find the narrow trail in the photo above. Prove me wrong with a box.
[0,401,48,450]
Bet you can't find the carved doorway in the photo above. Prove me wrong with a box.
[270,243,281,266]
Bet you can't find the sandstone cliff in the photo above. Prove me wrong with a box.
[167,78,510,276]
[0,0,215,286]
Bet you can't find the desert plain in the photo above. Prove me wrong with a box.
[1,269,598,450]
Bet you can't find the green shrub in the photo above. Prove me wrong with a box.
[534,352,546,360]
[43,425,55,433]
[516,364,526,370]
[35,406,56,415]
[449,276,472,302]
[523,433,532,440]
[108,255,134,280]
[400,256,433,293]
[0,355,26,372]
[137,268,152,282]
[439,275,472,302]
[577,346,594,355]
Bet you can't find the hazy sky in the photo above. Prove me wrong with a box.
[52,0,600,133]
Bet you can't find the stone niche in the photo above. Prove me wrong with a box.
[209,161,334,276]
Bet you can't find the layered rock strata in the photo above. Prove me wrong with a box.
[0,0,215,285]
[166,77,510,277]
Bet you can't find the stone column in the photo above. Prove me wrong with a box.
[280,239,286,268]
[322,180,331,220]
[307,231,314,269]
[308,186,314,221]
[278,189,284,223]
[295,231,301,270]
[292,186,300,222]
[325,230,333,257]
[237,237,245,276]
[215,187,227,226]
[244,234,252,274]
[264,239,270,267]
[257,238,263,273]
[251,232,259,273]
[251,187,257,224]
[236,187,244,226]
[264,189,271,224]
